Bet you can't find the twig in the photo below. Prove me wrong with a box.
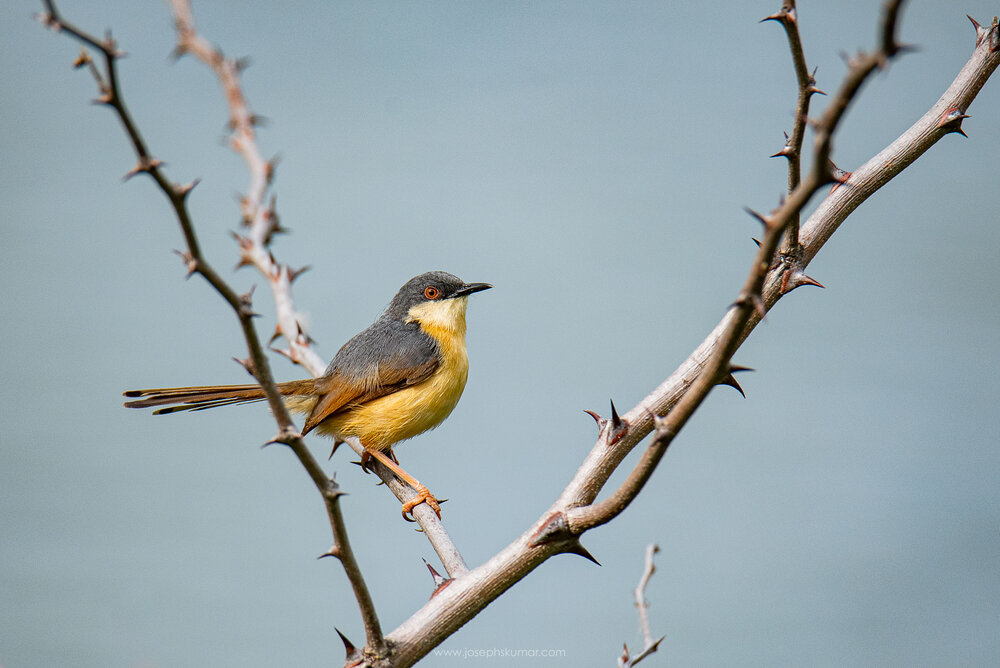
[167,0,325,376]
[761,1,826,292]
[618,544,664,667]
[38,0,387,654]
[164,0,469,579]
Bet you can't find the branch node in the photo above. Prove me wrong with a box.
[780,267,825,294]
[529,511,573,547]
[318,546,342,560]
[608,399,628,446]
[937,106,971,138]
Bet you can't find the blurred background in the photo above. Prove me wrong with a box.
[2,1,998,666]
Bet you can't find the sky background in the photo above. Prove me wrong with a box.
[2,1,999,666]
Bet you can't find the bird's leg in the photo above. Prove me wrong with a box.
[365,448,442,521]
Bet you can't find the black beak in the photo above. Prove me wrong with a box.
[452,282,492,298]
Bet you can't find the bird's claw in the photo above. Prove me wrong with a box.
[401,484,442,522]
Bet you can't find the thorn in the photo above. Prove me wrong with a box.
[325,476,347,501]
[718,365,753,398]
[270,347,294,362]
[719,374,745,397]
[421,557,451,596]
[808,85,827,96]
[744,206,775,230]
[937,107,970,138]
[268,324,283,346]
[174,178,201,201]
[770,145,793,159]
[232,356,256,376]
[317,546,341,560]
[583,409,609,440]
[234,55,252,72]
[828,160,852,193]
[564,539,601,566]
[122,156,164,182]
[781,267,825,294]
[621,643,631,665]
[328,440,345,460]
[335,628,357,659]
[608,399,628,446]
[751,237,761,247]
[173,249,198,278]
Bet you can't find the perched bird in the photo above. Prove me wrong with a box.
[124,271,491,520]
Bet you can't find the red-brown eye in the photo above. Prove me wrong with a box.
[424,286,441,300]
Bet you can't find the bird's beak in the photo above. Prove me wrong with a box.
[452,282,492,298]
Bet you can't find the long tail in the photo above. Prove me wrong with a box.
[123,379,317,415]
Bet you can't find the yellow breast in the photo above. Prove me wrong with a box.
[311,296,472,451]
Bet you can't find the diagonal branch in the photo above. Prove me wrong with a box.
[38,0,386,654]
[167,0,325,376]
[565,0,910,536]
[164,0,469,579]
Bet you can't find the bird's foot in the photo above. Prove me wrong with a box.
[401,483,442,522]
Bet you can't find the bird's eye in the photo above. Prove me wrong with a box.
[423,286,441,300]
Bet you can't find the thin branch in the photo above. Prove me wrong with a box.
[618,544,664,667]
[763,0,822,255]
[39,0,389,654]
[164,0,469,579]
[167,0,326,376]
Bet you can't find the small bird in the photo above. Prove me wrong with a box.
[124,271,491,520]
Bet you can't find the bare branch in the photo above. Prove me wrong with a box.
[618,544,664,667]
[39,0,391,654]
[167,0,326,376]
[762,0,823,254]
[163,0,469,579]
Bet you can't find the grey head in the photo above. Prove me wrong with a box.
[383,271,492,320]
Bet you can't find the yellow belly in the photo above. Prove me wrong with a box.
[292,310,471,451]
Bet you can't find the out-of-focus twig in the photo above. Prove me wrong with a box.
[168,0,326,376]
[761,0,827,293]
[165,1,469,579]
[618,544,664,667]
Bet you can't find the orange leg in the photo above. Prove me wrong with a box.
[361,448,441,521]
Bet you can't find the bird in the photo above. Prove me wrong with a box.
[124,271,491,521]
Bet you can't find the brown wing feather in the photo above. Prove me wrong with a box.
[302,358,438,435]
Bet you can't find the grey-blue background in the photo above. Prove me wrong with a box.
[3,1,999,666]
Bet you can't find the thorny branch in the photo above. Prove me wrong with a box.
[162,0,468,580]
[167,0,325,377]
[39,1,1000,666]
[761,0,826,292]
[565,0,910,537]
[37,0,388,655]
[618,544,664,667]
